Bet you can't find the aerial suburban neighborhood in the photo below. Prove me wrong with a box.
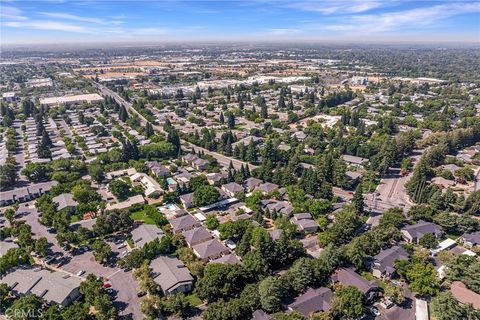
[1,1,480,320]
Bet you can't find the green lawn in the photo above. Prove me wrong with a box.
[130,211,155,224]
[186,294,202,306]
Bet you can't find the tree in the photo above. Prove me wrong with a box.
[205,214,219,230]
[352,184,364,214]
[7,294,43,320]
[331,286,364,320]
[108,178,131,201]
[21,163,48,182]
[384,283,405,305]
[124,249,145,269]
[88,164,104,183]
[34,237,48,257]
[92,239,112,263]
[0,163,17,189]
[406,262,439,296]
[379,208,405,228]
[259,276,283,313]
[164,293,191,317]
[418,233,438,249]
[193,185,220,206]
[430,292,467,320]
[189,174,209,191]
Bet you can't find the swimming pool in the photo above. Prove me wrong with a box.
[165,203,177,210]
[166,178,175,185]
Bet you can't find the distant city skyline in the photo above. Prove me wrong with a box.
[1,0,479,47]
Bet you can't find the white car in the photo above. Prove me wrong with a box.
[76,270,85,276]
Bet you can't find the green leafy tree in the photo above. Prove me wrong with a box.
[92,239,112,264]
[193,185,220,206]
[108,178,131,201]
[331,286,364,320]
[259,276,283,313]
[205,214,219,230]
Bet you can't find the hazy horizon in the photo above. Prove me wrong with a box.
[1,0,479,49]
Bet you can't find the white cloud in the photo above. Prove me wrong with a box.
[307,2,480,33]
[1,6,27,20]
[3,20,91,33]
[38,12,124,25]
[287,0,384,14]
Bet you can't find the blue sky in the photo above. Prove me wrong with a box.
[1,0,479,46]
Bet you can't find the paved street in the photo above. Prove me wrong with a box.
[94,81,256,170]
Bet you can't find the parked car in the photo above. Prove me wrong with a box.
[369,307,380,316]
[76,270,85,276]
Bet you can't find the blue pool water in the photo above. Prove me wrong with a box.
[166,178,175,185]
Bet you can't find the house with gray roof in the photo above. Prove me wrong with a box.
[150,256,193,295]
[331,268,379,301]
[52,193,78,211]
[192,238,229,261]
[179,193,194,209]
[210,253,241,265]
[221,182,244,198]
[1,266,81,307]
[244,177,263,192]
[401,221,443,244]
[288,287,333,317]
[131,224,165,248]
[290,213,319,233]
[461,231,480,248]
[252,310,273,320]
[371,245,410,279]
[342,154,368,167]
[256,182,279,194]
[182,226,212,247]
[170,214,201,233]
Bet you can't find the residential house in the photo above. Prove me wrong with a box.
[288,287,333,317]
[221,182,244,198]
[150,256,193,295]
[342,154,368,167]
[169,214,201,233]
[461,231,480,248]
[192,238,229,261]
[244,177,263,192]
[130,172,163,198]
[105,194,145,211]
[401,221,443,244]
[182,226,213,247]
[52,193,78,211]
[131,224,165,248]
[256,182,279,194]
[180,193,194,209]
[331,268,379,301]
[290,213,319,233]
[252,310,273,320]
[450,281,480,309]
[371,246,410,279]
[2,267,81,307]
[210,253,241,265]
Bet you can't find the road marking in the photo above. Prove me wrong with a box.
[107,269,123,279]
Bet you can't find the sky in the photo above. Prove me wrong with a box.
[1,0,480,47]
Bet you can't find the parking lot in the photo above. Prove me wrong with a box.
[18,205,142,319]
